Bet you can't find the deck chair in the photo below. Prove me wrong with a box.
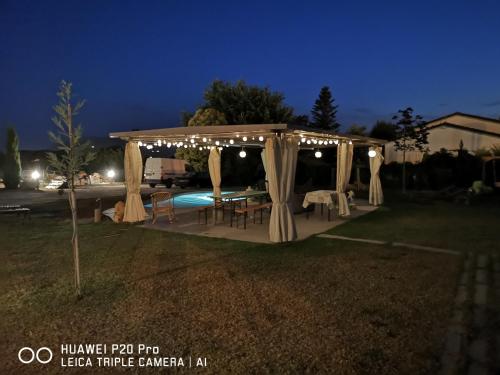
[151,192,175,224]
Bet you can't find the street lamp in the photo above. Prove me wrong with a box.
[106,169,116,182]
[31,170,41,190]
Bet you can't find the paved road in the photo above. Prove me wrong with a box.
[0,184,162,206]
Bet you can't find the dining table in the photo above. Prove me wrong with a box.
[302,190,337,221]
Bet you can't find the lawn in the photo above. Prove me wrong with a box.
[329,193,500,254]
[4,194,497,373]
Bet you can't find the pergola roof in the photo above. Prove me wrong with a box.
[109,124,385,149]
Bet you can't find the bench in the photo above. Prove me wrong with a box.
[0,206,31,223]
[234,202,272,229]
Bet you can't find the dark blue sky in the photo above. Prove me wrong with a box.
[1,0,500,149]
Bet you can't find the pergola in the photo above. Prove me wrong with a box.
[109,124,385,243]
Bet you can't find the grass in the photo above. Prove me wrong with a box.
[4,192,499,373]
[329,193,500,254]
[0,198,467,374]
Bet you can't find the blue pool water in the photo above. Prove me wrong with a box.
[145,191,234,209]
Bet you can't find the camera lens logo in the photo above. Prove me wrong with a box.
[18,347,53,364]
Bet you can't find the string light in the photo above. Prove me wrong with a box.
[239,148,247,158]
[202,137,207,142]
[333,139,339,145]
[215,140,220,146]
[306,140,311,145]
[242,136,248,141]
[167,142,171,148]
[190,139,195,144]
[301,138,306,143]
[138,141,143,146]
[315,150,322,158]
[229,139,234,144]
[258,136,264,141]
[368,149,377,158]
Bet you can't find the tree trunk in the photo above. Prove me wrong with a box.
[402,150,407,194]
[69,187,81,297]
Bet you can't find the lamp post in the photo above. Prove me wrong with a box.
[31,170,41,190]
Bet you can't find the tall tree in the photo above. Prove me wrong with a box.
[203,80,293,124]
[4,126,22,189]
[310,86,338,130]
[46,81,95,297]
[176,108,227,171]
[392,107,428,193]
[370,120,397,141]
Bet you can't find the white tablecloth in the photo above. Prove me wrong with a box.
[302,190,337,210]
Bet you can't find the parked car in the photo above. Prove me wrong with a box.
[144,157,188,188]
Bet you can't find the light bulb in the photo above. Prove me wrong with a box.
[314,150,322,158]
[242,136,248,141]
[368,150,377,158]
[258,136,264,141]
[229,139,234,144]
[239,150,247,158]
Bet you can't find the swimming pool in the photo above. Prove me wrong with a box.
[144,191,234,209]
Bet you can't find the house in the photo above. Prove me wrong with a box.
[384,112,500,164]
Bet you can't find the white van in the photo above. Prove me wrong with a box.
[144,158,188,188]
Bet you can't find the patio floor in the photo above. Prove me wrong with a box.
[142,199,378,243]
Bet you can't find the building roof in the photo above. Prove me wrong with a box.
[424,112,500,137]
[426,112,500,126]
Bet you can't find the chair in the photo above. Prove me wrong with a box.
[151,192,175,224]
[198,197,242,224]
[234,202,272,229]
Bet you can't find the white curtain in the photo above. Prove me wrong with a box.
[369,146,384,206]
[208,148,221,197]
[261,149,268,191]
[123,141,147,223]
[336,142,354,216]
[265,136,298,243]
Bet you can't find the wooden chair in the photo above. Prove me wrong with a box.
[234,202,272,229]
[198,197,242,225]
[151,192,175,224]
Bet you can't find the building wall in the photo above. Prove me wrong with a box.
[384,115,500,164]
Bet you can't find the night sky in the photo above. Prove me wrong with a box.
[1,0,500,149]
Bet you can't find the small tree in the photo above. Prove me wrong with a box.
[46,81,95,297]
[176,108,227,171]
[392,107,428,193]
[4,127,22,189]
[310,86,338,130]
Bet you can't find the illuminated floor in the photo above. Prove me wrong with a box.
[142,199,378,244]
